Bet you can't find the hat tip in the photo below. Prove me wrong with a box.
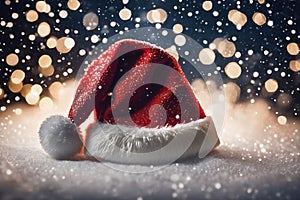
[39,115,83,160]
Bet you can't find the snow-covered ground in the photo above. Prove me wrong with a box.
[0,81,299,199]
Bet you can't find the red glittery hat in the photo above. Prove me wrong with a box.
[39,39,219,165]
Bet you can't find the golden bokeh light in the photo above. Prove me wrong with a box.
[225,62,242,79]
[217,39,236,58]
[56,37,70,53]
[146,11,154,23]
[26,10,38,22]
[64,37,75,49]
[252,12,267,26]
[31,84,43,95]
[119,7,132,21]
[25,92,40,105]
[56,37,75,53]
[36,1,46,13]
[258,0,265,4]
[173,24,183,34]
[67,0,81,11]
[44,3,51,13]
[199,48,216,65]
[38,54,52,68]
[8,81,23,93]
[147,8,168,24]
[277,115,287,125]
[39,65,54,77]
[21,84,32,97]
[202,1,213,11]
[228,9,247,28]
[46,36,57,49]
[90,35,99,43]
[11,69,25,84]
[39,97,54,111]
[289,59,300,72]
[211,38,224,49]
[228,10,237,21]
[152,9,163,23]
[264,78,278,93]
[83,12,99,31]
[6,53,19,66]
[286,42,299,56]
[49,82,63,99]
[37,22,51,37]
[156,8,168,23]
[174,35,186,46]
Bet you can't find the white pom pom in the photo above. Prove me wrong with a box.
[39,115,82,160]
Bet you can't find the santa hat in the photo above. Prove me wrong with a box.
[39,39,220,165]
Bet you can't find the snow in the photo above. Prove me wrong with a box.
[0,81,299,199]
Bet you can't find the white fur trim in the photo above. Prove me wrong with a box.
[85,116,219,165]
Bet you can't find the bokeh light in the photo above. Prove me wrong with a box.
[199,48,215,65]
[0,0,298,121]
[174,35,186,46]
[0,1,299,198]
[59,10,68,19]
[225,62,242,79]
[6,53,19,66]
[289,59,300,72]
[37,22,51,37]
[10,70,25,84]
[39,97,54,111]
[56,37,75,53]
[31,84,43,95]
[202,1,213,11]
[172,24,183,34]
[49,82,64,99]
[46,37,57,49]
[25,92,40,105]
[8,81,23,93]
[252,12,267,26]
[147,8,168,24]
[20,84,32,98]
[287,42,299,55]
[228,9,247,29]
[277,115,287,125]
[264,78,278,93]
[217,39,236,58]
[25,10,38,22]
[67,0,80,11]
[38,54,52,68]
[0,88,5,99]
[35,1,47,13]
[119,7,132,21]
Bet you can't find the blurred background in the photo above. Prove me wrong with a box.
[0,0,299,124]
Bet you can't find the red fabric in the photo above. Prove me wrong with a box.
[68,39,206,128]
